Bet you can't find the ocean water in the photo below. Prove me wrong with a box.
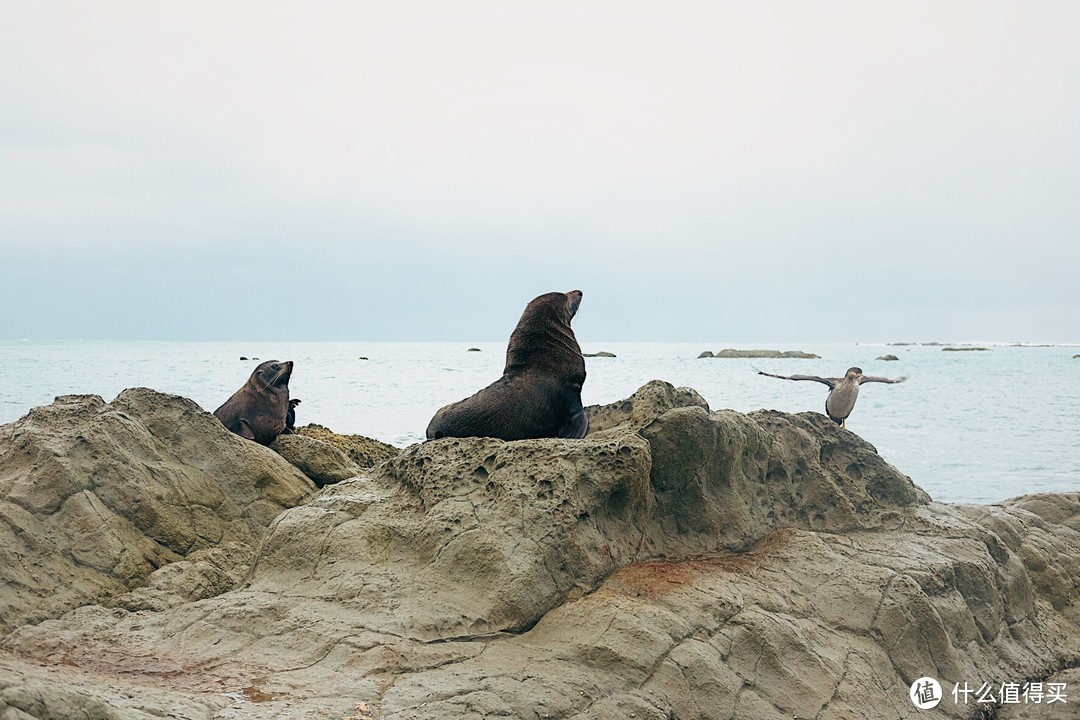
[1,340,1077,505]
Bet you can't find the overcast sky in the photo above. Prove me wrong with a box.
[3,1,1078,342]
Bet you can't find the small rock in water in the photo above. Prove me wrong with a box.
[877,354,900,361]
[583,351,616,358]
[468,347,482,352]
[708,349,819,359]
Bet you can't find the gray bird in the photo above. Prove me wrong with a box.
[758,366,907,427]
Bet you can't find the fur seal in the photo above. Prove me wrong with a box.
[758,366,907,427]
[214,360,296,445]
[426,290,589,441]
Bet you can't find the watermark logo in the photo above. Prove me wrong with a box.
[910,677,943,710]
[907,677,1068,710]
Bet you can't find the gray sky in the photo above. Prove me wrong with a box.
[3,1,1078,342]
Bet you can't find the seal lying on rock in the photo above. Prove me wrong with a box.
[426,290,589,440]
[758,366,907,427]
[214,360,297,445]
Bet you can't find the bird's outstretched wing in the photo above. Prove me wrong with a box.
[858,375,908,385]
[758,371,837,387]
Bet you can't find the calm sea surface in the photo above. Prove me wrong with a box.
[1,340,1077,505]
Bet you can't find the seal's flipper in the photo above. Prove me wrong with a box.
[237,419,257,441]
[285,398,300,432]
[557,400,589,439]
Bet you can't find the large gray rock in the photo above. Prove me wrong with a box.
[270,434,363,487]
[269,423,402,487]
[0,389,315,632]
[585,379,709,434]
[294,423,401,468]
[1,383,1078,720]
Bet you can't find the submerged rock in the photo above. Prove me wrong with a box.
[877,354,900,361]
[583,351,616,358]
[705,349,820,359]
[1,383,1078,720]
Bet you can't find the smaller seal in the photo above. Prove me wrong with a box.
[214,360,295,445]
[426,290,589,441]
[758,366,907,427]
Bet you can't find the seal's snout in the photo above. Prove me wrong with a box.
[276,360,294,385]
[258,359,293,387]
[566,290,583,319]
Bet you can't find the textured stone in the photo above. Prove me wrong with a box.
[1,383,1078,720]
[270,433,362,487]
[0,389,314,632]
[295,423,401,468]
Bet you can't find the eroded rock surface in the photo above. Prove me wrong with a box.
[294,424,401,468]
[270,424,401,487]
[0,389,315,631]
[2,381,1078,720]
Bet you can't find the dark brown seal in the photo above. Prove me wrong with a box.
[214,360,296,445]
[426,290,589,441]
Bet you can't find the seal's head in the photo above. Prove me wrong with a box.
[518,290,582,326]
[565,289,582,320]
[252,360,293,391]
[504,291,584,375]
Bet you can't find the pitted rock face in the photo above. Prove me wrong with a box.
[2,383,1078,720]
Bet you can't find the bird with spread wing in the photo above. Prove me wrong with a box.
[758,366,907,427]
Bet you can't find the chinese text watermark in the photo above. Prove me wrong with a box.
[909,678,1067,710]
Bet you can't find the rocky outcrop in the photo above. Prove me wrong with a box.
[702,349,820,359]
[583,351,616,358]
[584,380,709,434]
[271,425,400,487]
[878,354,900,361]
[270,433,361,487]
[296,423,401,467]
[0,389,315,633]
[1,381,1078,720]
